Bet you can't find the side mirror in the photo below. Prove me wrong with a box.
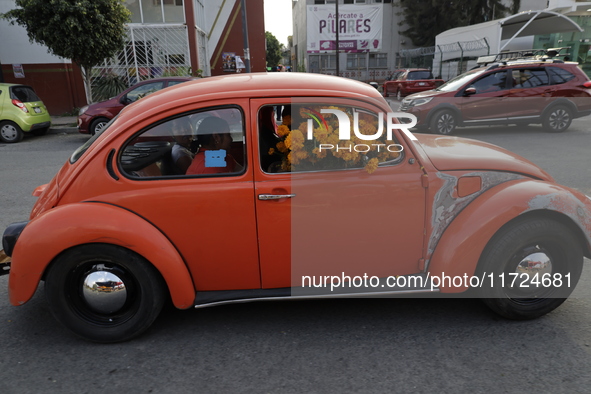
[120,95,132,105]
[464,87,477,96]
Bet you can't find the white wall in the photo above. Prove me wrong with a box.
[0,0,70,64]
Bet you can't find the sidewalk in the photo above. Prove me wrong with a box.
[49,116,78,134]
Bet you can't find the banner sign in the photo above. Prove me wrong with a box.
[307,4,383,53]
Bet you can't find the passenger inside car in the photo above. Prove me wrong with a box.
[170,117,195,175]
[186,117,242,175]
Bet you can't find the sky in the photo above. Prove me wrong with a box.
[263,0,294,46]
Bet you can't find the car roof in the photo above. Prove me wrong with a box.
[121,73,387,122]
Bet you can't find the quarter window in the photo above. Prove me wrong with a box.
[120,107,245,178]
[548,67,576,84]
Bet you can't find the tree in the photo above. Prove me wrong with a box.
[2,0,130,103]
[398,0,519,47]
[266,31,282,68]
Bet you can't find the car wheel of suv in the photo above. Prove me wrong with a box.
[430,110,457,135]
[396,89,402,101]
[477,218,583,320]
[0,121,24,143]
[45,244,167,343]
[89,117,110,136]
[543,105,572,133]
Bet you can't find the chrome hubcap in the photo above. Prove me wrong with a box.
[82,270,127,314]
[548,109,570,130]
[516,251,553,279]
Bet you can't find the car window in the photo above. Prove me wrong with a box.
[407,71,433,80]
[510,68,549,89]
[548,67,576,84]
[167,80,188,87]
[126,81,165,102]
[470,71,509,93]
[437,69,487,92]
[10,86,41,102]
[258,103,403,174]
[120,106,245,178]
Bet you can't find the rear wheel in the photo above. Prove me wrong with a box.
[430,110,457,135]
[543,105,572,133]
[0,121,24,143]
[478,218,583,320]
[89,117,110,136]
[45,244,166,343]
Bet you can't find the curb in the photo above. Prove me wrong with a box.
[49,126,79,135]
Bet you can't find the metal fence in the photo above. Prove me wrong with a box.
[91,24,191,100]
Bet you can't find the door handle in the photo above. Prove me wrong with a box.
[258,194,296,200]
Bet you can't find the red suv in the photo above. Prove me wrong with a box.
[383,68,444,100]
[400,60,591,134]
[78,77,192,135]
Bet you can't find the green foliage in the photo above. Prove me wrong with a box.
[93,72,127,102]
[266,31,282,68]
[2,0,130,70]
[397,0,518,47]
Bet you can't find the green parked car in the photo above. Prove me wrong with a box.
[0,83,51,143]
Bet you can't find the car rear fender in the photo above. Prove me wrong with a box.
[9,202,195,309]
[427,179,591,292]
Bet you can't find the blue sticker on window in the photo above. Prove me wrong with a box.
[205,149,227,167]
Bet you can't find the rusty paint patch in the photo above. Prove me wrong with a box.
[426,172,524,267]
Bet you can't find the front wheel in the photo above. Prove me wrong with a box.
[89,117,110,136]
[429,110,457,135]
[543,105,572,133]
[478,218,583,320]
[45,244,167,343]
[0,121,24,143]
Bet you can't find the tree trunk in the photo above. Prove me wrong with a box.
[81,66,94,104]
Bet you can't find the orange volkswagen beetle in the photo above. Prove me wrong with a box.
[2,73,590,343]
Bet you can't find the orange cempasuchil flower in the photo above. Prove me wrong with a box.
[276,141,288,153]
[268,148,275,155]
[365,158,379,174]
[290,129,305,150]
[282,115,292,127]
[277,124,290,137]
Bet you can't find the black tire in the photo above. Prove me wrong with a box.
[542,105,572,133]
[0,121,24,143]
[45,244,167,343]
[32,127,49,136]
[396,89,402,101]
[478,218,583,320]
[89,117,110,136]
[429,110,457,135]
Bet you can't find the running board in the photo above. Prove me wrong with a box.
[194,273,439,309]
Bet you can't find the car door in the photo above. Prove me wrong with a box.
[251,98,427,292]
[459,70,512,123]
[505,67,552,119]
[112,99,261,292]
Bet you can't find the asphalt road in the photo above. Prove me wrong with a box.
[1,120,591,393]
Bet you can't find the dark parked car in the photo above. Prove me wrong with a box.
[400,59,591,134]
[78,77,193,135]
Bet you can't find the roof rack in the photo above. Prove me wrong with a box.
[476,47,572,66]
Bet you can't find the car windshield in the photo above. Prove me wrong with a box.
[435,69,488,92]
[10,86,41,102]
[70,115,119,164]
[407,71,433,80]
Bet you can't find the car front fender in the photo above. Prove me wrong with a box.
[9,202,195,309]
[427,179,591,292]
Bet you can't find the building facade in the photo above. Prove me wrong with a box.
[0,0,266,114]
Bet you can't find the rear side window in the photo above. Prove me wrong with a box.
[407,71,433,80]
[10,86,40,102]
[548,67,576,84]
[511,69,549,88]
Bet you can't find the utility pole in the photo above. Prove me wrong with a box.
[335,0,340,76]
[241,0,251,73]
